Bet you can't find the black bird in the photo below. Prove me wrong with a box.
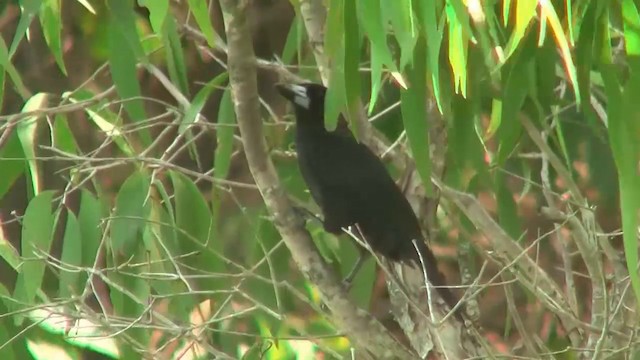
[276,82,458,312]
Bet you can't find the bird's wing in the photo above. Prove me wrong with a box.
[315,138,401,214]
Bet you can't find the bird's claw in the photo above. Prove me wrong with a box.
[341,277,354,292]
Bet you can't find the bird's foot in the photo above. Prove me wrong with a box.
[292,206,323,224]
[338,250,368,292]
[340,273,356,292]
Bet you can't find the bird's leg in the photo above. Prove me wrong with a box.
[339,224,373,290]
[292,205,324,225]
[341,245,370,289]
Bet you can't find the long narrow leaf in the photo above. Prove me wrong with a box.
[401,39,432,194]
[13,191,56,320]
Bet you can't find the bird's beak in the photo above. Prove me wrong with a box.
[275,83,310,109]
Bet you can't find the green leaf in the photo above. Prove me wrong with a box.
[171,170,213,247]
[324,0,344,65]
[447,5,469,97]
[576,3,597,117]
[40,0,66,74]
[170,171,223,289]
[162,16,190,97]
[107,7,150,144]
[187,0,217,47]
[139,0,169,33]
[497,37,534,164]
[0,291,30,359]
[59,210,82,298]
[108,265,151,347]
[504,0,537,60]
[146,201,195,318]
[107,1,145,59]
[17,93,49,196]
[181,72,229,134]
[9,0,42,56]
[367,47,383,114]
[535,35,558,111]
[503,0,512,25]
[541,1,581,105]
[0,65,4,110]
[419,0,445,113]
[382,0,417,69]
[78,190,102,285]
[282,15,304,64]
[494,172,522,239]
[357,0,396,112]
[0,129,25,201]
[486,98,502,140]
[0,213,20,271]
[357,0,393,68]
[343,0,361,129]
[325,51,347,132]
[0,37,29,99]
[13,191,56,313]
[111,172,151,254]
[324,0,347,131]
[449,94,484,174]
[215,88,236,183]
[622,0,640,56]
[212,87,236,230]
[52,114,79,155]
[0,319,16,359]
[446,0,474,41]
[68,91,135,156]
[400,39,432,195]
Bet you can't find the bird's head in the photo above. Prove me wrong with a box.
[275,82,327,121]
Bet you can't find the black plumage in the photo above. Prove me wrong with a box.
[276,83,457,311]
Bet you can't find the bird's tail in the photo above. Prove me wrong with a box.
[411,239,461,318]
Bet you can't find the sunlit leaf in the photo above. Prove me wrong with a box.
[17,93,49,196]
[540,0,581,105]
[448,9,469,97]
[504,0,536,62]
